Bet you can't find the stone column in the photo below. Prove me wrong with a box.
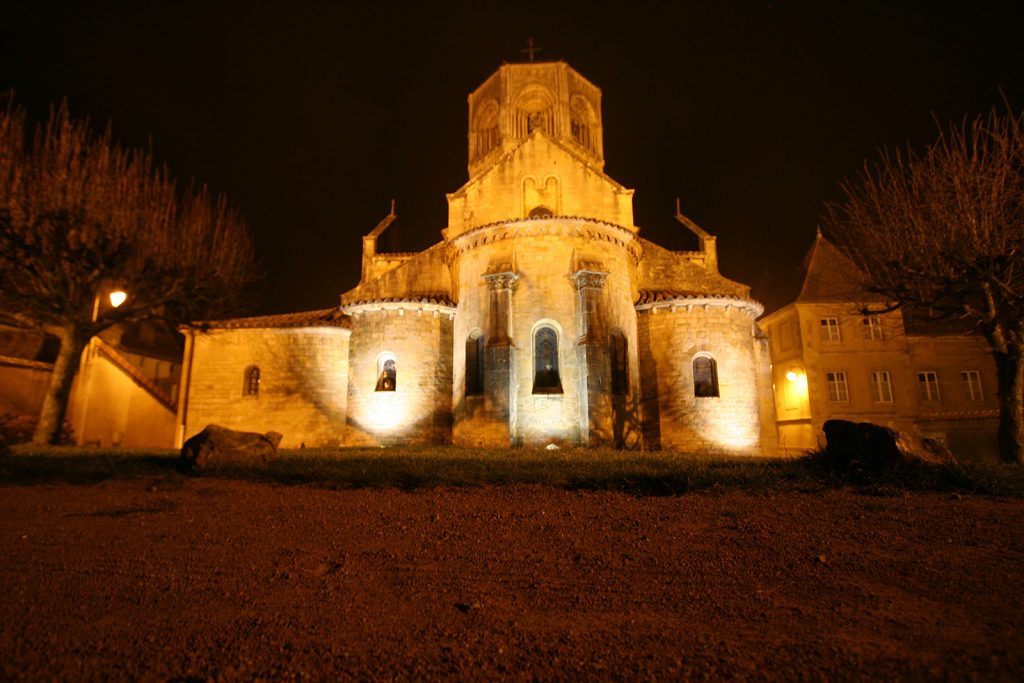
[570,269,611,444]
[481,271,518,434]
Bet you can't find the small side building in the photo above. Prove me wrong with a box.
[0,320,183,448]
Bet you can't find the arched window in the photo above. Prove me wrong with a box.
[375,354,397,392]
[570,96,597,153]
[243,365,260,397]
[515,88,554,138]
[466,331,484,396]
[528,205,554,219]
[533,326,562,393]
[693,355,719,398]
[473,100,499,160]
[610,329,627,395]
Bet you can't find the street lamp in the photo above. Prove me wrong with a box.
[91,289,127,321]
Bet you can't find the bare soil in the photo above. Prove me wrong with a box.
[1,479,1022,681]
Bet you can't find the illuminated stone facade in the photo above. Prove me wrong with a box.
[178,61,776,453]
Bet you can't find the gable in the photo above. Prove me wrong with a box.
[445,133,635,239]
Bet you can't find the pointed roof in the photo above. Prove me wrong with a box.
[797,233,883,303]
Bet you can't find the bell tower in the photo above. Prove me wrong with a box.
[467,61,605,178]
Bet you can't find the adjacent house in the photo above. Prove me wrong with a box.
[760,232,1000,460]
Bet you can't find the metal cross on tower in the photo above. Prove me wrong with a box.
[521,38,542,62]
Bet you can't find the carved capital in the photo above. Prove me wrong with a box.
[483,271,520,291]
[570,269,608,291]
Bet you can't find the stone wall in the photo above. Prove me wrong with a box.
[345,305,454,446]
[449,218,641,447]
[182,327,350,448]
[637,301,763,454]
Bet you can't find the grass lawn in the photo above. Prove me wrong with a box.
[2,444,1022,497]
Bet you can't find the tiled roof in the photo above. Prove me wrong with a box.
[191,308,350,330]
[635,289,704,305]
[635,290,755,306]
[918,409,1000,421]
[342,295,456,308]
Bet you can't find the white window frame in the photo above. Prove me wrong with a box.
[870,370,894,403]
[961,370,984,401]
[826,371,849,402]
[917,371,940,402]
[820,317,841,343]
[863,315,883,341]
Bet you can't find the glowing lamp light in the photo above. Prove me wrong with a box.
[109,290,127,308]
[786,370,798,382]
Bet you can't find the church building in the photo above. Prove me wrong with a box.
[176,61,777,452]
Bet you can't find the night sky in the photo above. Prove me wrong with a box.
[3,1,1022,315]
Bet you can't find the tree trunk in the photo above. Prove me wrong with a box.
[993,347,1024,464]
[32,324,87,445]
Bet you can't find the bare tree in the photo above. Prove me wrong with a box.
[825,106,1024,463]
[0,102,259,445]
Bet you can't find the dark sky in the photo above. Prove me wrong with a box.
[3,1,1022,314]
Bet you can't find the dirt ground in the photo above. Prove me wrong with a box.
[1,479,1022,681]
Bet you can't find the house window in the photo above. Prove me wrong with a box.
[961,370,983,401]
[533,326,562,393]
[870,371,894,403]
[693,355,719,398]
[826,371,849,402]
[917,371,940,402]
[820,317,841,343]
[243,365,260,396]
[465,332,484,396]
[375,354,397,391]
[610,329,627,395]
[863,315,883,341]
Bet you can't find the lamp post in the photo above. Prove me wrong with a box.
[91,289,127,322]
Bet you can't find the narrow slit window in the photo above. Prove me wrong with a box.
[533,326,562,393]
[243,365,260,396]
[610,329,627,395]
[693,356,719,398]
[376,356,397,392]
[466,332,484,396]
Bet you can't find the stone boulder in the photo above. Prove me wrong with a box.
[821,419,956,470]
[180,424,283,471]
